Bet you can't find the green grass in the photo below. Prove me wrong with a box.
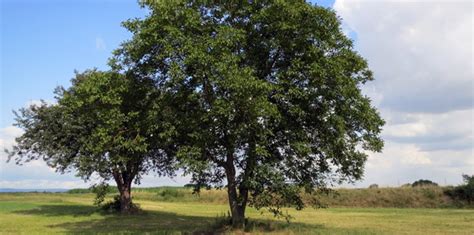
[0,192,473,234]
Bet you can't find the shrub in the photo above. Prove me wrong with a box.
[369,184,379,189]
[100,195,141,213]
[445,174,474,205]
[412,179,438,187]
[67,185,117,194]
[421,188,437,200]
[66,188,91,194]
[91,182,110,206]
[156,187,186,201]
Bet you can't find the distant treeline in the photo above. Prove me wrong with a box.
[65,184,472,208]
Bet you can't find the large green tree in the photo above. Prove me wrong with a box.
[113,0,384,226]
[8,70,175,213]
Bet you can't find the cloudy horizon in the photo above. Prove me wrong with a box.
[1,0,472,189]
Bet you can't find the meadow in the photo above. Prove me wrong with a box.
[1,187,473,234]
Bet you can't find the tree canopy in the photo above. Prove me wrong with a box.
[111,0,384,227]
[8,70,176,213]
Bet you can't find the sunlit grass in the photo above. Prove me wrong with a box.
[0,192,473,234]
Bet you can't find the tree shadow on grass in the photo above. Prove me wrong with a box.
[14,204,324,234]
[15,204,97,217]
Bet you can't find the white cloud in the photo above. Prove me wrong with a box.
[0,126,22,147]
[382,109,473,151]
[399,149,431,165]
[135,174,192,187]
[334,0,473,187]
[361,142,472,187]
[0,125,67,186]
[384,120,428,138]
[336,0,473,113]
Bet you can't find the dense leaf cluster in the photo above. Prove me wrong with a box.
[445,175,474,205]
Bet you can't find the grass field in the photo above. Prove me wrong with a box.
[0,191,473,234]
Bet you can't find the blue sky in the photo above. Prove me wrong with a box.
[1,0,472,189]
[1,0,148,127]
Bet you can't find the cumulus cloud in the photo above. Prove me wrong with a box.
[335,0,473,187]
[0,126,22,151]
[383,109,473,151]
[362,143,472,187]
[336,0,473,113]
[0,125,65,188]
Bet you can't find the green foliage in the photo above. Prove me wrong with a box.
[444,174,474,205]
[312,187,457,208]
[412,179,438,187]
[7,69,176,212]
[111,0,384,223]
[67,186,118,194]
[91,183,111,206]
[421,188,437,200]
[157,188,185,199]
[8,70,172,181]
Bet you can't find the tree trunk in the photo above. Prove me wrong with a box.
[118,183,132,213]
[113,170,134,214]
[226,141,255,228]
[227,183,248,228]
[230,200,246,228]
[225,152,248,228]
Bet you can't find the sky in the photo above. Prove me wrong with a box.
[0,0,472,189]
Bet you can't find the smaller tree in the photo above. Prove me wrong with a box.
[7,70,175,213]
[369,184,379,189]
[412,179,438,187]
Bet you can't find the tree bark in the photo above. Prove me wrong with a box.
[226,141,256,228]
[225,151,247,228]
[226,173,247,228]
[118,182,132,213]
[113,170,134,214]
[230,201,246,228]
